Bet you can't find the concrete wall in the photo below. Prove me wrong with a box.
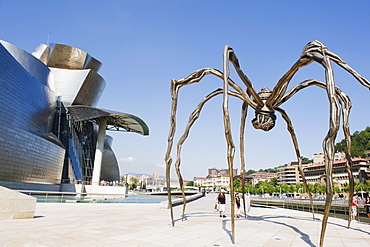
[0,186,36,220]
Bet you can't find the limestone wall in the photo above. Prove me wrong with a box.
[0,186,36,220]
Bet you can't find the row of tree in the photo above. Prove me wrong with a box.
[120,176,144,190]
[233,177,370,195]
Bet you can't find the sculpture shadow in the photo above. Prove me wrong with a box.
[173,212,217,223]
[177,213,317,246]
[325,220,370,236]
[174,209,369,246]
[222,219,232,242]
[33,215,45,219]
[241,214,316,246]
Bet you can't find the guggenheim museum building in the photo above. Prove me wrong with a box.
[0,40,149,191]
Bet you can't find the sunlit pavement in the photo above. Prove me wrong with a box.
[0,194,369,246]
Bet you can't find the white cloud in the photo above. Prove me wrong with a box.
[119,157,136,163]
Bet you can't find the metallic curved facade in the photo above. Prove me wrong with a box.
[0,41,64,185]
[0,40,149,189]
[101,137,120,182]
[50,68,105,106]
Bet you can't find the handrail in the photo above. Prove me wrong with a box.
[16,190,180,204]
[251,197,370,224]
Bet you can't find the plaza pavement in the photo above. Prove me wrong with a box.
[0,193,369,247]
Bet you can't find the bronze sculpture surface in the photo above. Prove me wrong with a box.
[165,40,370,246]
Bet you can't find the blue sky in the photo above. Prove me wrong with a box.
[1,1,370,180]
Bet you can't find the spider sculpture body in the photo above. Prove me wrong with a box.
[164,40,370,247]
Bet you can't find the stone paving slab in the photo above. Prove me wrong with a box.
[0,194,369,246]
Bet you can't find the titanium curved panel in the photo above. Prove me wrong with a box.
[0,125,65,184]
[100,140,120,182]
[73,70,105,106]
[0,40,54,89]
[32,44,52,65]
[50,68,105,107]
[50,68,90,106]
[0,43,57,133]
[47,44,102,72]
[0,43,65,184]
[47,44,87,69]
[105,135,113,146]
[84,54,102,72]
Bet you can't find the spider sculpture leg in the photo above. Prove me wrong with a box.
[240,102,248,217]
[165,68,253,229]
[336,91,355,228]
[264,40,369,247]
[280,79,356,228]
[304,41,370,232]
[175,89,225,221]
[301,42,354,247]
[280,76,344,247]
[174,88,243,221]
[223,45,237,244]
[224,44,316,230]
[275,107,315,219]
[165,79,180,227]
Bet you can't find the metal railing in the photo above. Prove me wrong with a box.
[17,190,178,204]
[251,197,370,224]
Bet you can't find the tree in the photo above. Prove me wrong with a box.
[269,177,278,186]
[334,186,342,193]
[342,182,350,193]
[186,181,194,186]
[129,177,139,190]
[233,178,241,191]
[246,169,257,175]
[280,184,290,193]
[355,182,365,193]
[301,156,313,163]
[335,126,370,157]
[244,181,255,194]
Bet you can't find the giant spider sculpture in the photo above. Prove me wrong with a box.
[164,40,370,247]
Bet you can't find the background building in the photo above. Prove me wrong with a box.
[277,153,370,188]
[313,152,346,164]
[249,172,278,186]
[277,161,310,185]
[208,167,238,176]
[365,150,370,162]
[304,157,370,186]
[192,167,238,191]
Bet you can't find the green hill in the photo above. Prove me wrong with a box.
[334,126,370,157]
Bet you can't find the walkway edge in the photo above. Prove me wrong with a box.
[160,193,203,209]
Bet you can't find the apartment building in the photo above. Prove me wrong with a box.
[303,157,370,185]
[249,172,279,186]
[208,168,238,176]
[365,150,370,162]
[194,173,231,191]
[277,161,310,185]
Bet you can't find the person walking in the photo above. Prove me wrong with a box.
[217,190,226,218]
[351,194,359,221]
[235,192,241,218]
[364,197,370,223]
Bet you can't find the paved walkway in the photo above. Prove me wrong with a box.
[0,194,369,246]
